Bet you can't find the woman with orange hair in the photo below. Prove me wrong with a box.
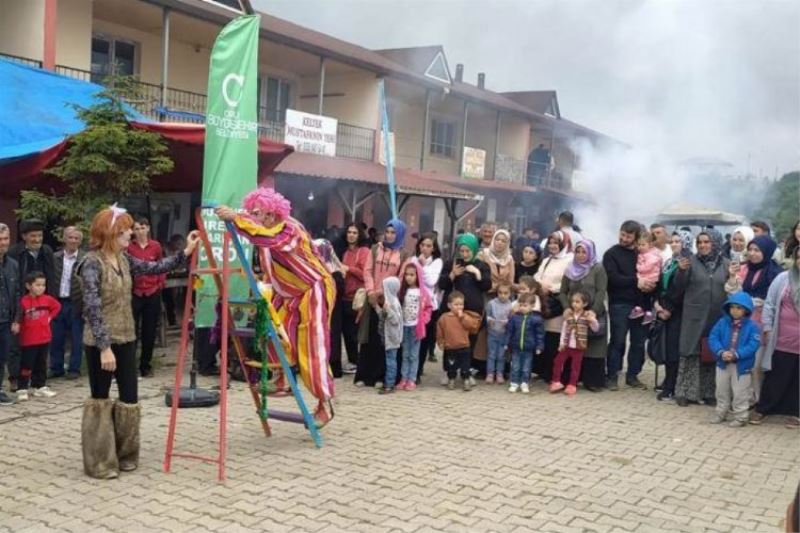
[80,204,199,479]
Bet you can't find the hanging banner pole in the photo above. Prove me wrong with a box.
[195,14,261,327]
[378,78,398,219]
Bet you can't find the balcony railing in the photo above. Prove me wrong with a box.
[1,53,42,69]
[336,122,375,161]
[526,161,572,191]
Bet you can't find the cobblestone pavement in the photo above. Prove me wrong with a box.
[0,340,797,533]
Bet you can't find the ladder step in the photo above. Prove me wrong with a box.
[268,409,307,425]
[194,268,246,275]
[227,297,260,305]
[233,327,254,338]
[244,360,282,369]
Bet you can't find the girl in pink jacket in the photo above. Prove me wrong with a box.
[629,230,662,324]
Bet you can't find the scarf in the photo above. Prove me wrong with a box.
[742,235,782,299]
[549,230,572,259]
[384,219,406,250]
[696,229,724,273]
[730,225,755,258]
[483,229,513,267]
[455,233,480,264]
[662,230,693,288]
[564,239,598,281]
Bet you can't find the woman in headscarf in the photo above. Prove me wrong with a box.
[438,233,492,384]
[474,229,515,372]
[725,234,784,402]
[750,246,800,428]
[728,225,755,263]
[653,230,693,401]
[479,229,516,296]
[672,229,730,407]
[514,239,542,287]
[559,239,608,391]
[534,231,574,383]
[354,219,408,388]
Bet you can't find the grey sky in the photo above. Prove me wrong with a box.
[256,0,799,177]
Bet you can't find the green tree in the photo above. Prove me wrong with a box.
[16,76,173,236]
[753,171,799,241]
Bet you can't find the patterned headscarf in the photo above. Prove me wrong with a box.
[661,230,693,289]
[564,240,598,281]
[696,229,724,272]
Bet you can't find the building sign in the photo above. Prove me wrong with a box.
[462,147,486,179]
[571,170,588,193]
[284,109,338,156]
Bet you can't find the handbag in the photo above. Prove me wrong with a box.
[542,294,563,319]
[647,319,667,365]
[351,288,367,311]
[700,337,716,364]
[588,312,607,339]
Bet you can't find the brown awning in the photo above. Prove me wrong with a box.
[275,151,481,202]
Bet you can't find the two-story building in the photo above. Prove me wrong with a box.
[0,0,622,250]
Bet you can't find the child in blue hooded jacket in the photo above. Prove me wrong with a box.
[505,293,545,393]
[708,291,762,427]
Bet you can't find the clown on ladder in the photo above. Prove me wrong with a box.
[215,187,336,427]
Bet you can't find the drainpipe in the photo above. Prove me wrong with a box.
[420,89,431,171]
[458,100,469,177]
[318,56,326,116]
[160,7,171,117]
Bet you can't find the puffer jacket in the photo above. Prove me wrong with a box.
[708,291,762,376]
[506,311,545,354]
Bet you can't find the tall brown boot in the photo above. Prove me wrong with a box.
[113,402,141,472]
[81,399,119,479]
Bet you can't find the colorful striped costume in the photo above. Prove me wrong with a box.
[231,215,336,410]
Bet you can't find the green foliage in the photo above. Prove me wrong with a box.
[16,77,173,237]
[753,171,799,240]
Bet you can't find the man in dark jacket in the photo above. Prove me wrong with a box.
[602,220,654,391]
[0,223,20,405]
[50,226,85,379]
[7,219,56,390]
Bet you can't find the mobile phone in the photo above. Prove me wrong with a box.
[456,259,465,267]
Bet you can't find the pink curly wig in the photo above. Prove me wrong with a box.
[241,187,292,220]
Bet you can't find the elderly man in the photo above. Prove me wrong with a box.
[0,224,20,405]
[50,226,85,379]
[8,219,55,391]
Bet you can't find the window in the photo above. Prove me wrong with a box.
[91,34,137,82]
[430,118,457,158]
[258,76,291,123]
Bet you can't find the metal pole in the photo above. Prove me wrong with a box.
[493,110,501,179]
[458,100,469,177]
[160,8,171,111]
[420,89,431,170]
[318,57,326,116]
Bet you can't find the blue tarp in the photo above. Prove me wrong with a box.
[0,59,144,162]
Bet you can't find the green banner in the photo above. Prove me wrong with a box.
[196,14,261,327]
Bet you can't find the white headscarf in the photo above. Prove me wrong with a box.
[482,229,513,266]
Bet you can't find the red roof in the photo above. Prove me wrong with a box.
[275,151,481,201]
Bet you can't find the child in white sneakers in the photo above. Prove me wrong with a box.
[17,271,61,401]
[505,293,544,393]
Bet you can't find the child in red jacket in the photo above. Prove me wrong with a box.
[17,271,61,401]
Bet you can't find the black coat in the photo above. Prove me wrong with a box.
[0,254,20,323]
[8,243,56,297]
[438,259,492,314]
